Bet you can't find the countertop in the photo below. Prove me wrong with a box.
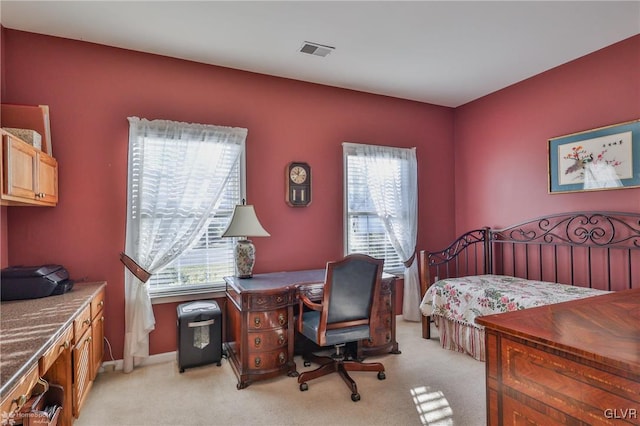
[0,282,106,399]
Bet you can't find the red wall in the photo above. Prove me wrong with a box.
[453,35,640,235]
[0,29,455,358]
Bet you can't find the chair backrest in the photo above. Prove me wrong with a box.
[322,254,384,330]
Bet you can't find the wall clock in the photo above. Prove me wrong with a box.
[286,162,311,207]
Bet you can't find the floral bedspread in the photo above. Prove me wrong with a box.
[419,275,609,328]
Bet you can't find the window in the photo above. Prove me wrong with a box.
[126,118,246,298]
[343,144,407,273]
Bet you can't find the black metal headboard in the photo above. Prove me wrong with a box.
[418,211,640,338]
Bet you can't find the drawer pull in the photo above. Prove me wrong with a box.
[254,317,261,328]
[254,337,261,348]
[12,394,28,411]
[278,313,286,326]
[83,318,91,325]
[60,340,70,350]
[278,352,286,364]
[278,335,285,346]
[98,300,104,307]
[254,357,261,367]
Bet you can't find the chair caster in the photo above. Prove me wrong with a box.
[304,361,311,367]
[300,383,309,391]
[351,393,361,402]
[377,371,386,380]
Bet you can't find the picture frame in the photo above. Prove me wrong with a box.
[548,119,640,194]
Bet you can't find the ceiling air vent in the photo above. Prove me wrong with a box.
[299,41,335,57]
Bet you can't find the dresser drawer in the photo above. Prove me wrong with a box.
[74,304,92,342]
[247,308,288,330]
[248,349,288,371]
[90,288,105,319]
[248,329,287,351]
[501,337,640,424]
[39,325,73,375]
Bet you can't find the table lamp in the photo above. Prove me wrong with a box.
[222,201,270,278]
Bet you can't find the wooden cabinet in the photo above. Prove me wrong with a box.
[1,129,58,206]
[226,280,295,389]
[476,289,640,426]
[224,270,399,389]
[0,283,105,426]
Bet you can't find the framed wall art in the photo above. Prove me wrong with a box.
[548,119,640,194]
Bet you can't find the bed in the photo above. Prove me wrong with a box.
[418,211,640,361]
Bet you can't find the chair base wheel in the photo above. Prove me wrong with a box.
[378,371,386,380]
[304,360,311,367]
[351,393,360,402]
[300,383,308,391]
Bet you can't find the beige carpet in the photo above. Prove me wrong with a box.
[76,318,486,426]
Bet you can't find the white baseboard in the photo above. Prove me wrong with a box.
[99,351,176,373]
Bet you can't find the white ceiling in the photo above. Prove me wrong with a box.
[1,1,639,107]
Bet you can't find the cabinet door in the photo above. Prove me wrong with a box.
[36,153,58,204]
[91,314,104,380]
[3,133,37,199]
[72,331,93,418]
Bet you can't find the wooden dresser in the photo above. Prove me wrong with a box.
[476,289,640,425]
[224,269,398,389]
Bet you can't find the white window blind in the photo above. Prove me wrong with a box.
[344,149,404,273]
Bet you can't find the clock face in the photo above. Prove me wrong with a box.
[290,166,308,184]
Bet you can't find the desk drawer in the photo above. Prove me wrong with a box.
[247,293,290,310]
[0,363,39,418]
[74,304,92,343]
[248,308,288,330]
[248,329,287,351]
[91,288,105,319]
[39,325,73,375]
[248,349,288,371]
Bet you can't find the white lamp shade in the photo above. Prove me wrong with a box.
[222,205,270,238]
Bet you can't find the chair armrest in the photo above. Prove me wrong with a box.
[299,294,323,311]
[297,294,323,333]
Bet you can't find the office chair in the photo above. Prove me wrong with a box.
[296,254,386,402]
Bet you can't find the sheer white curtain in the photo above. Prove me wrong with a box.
[345,143,420,321]
[123,117,246,373]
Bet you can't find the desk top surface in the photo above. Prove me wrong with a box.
[475,288,640,375]
[224,269,396,292]
[224,269,326,292]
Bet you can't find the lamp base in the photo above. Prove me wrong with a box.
[234,239,255,278]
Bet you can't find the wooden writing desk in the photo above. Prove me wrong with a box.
[476,289,640,425]
[224,269,399,389]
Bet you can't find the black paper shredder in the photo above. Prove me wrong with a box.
[177,300,222,373]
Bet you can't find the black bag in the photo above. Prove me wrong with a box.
[1,265,74,301]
